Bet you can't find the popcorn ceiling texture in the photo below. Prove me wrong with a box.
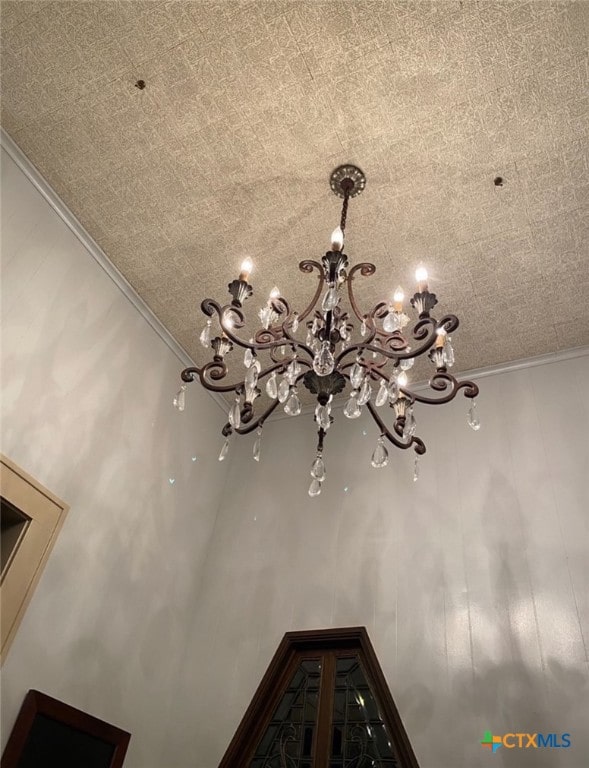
[1,1,588,404]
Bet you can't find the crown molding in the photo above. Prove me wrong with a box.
[0,128,227,415]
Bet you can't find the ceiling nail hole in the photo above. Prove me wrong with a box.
[493,176,505,187]
[134,80,146,90]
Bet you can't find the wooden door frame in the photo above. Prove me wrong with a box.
[218,626,420,767]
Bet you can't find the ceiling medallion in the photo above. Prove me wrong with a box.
[175,165,480,496]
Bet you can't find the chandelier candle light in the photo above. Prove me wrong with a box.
[176,165,480,496]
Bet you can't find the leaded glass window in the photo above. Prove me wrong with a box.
[250,659,321,768]
[219,628,420,768]
[331,657,398,766]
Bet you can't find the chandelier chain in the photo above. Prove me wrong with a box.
[340,188,350,232]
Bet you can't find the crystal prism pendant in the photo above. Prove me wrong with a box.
[388,378,399,403]
[244,347,254,368]
[266,371,278,399]
[358,377,372,406]
[468,399,481,430]
[291,313,299,333]
[322,285,339,312]
[308,478,322,497]
[245,364,259,390]
[371,437,389,468]
[360,318,367,337]
[315,403,331,430]
[253,427,262,462]
[258,305,272,329]
[173,384,186,411]
[286,359,302,384]
[310,455,326,481]
[413,456,420,482]
[344,392,362,419]
[218,438,230,462]
[443,337,455,367]
[400,353,415,371]
[383,312,400,333]
[278,377,290,403]
[199,320,212,348]
[312,317,320,334]
[313,341,335,376]
[350,362,364,389]
[228,399,241,429]
[403,408,416,438]
[375,380,388,407]
[258,306,267,329]
[306,330,313,346]
[245,386,258,404]
[284,390,301,416]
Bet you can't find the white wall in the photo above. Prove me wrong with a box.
[168,353,589,767]
[2,140,588,768]
[0,146,229,766]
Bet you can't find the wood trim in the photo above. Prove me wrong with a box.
[219,635,298,766]
[355,629,421,767]
[0,455,69,663]
[217,626,421,767]
[1,690,130,768]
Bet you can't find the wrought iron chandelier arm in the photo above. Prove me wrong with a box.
[436,314,460,335]
[346,262,377,324]
[221,398,280,436]
[336,315,449,369]
[252,333,314,363]
[201,298,291,354]
[297,260,326,322]
[335,342,386,367]
[365,401,426,455]
[270,296,291,320]
[374,333,410,357]
[411,373,479,405]
[272,299,309,349]
[181,362,238,392]
[200,297,221,318]
[333,310,396,367]
[204,300,295,355]
[397,316,439,359]
[200,299,253,350]
[336,324,438,367]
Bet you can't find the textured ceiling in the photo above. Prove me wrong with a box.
[2,0,588,403]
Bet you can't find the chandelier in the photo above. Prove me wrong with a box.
[175,165,480,496]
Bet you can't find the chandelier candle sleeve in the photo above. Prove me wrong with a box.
[331,226,344,251]
[239,258,253,281]
[415,266,428,292]
[393,287,404,312]
[177,164,479,493]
